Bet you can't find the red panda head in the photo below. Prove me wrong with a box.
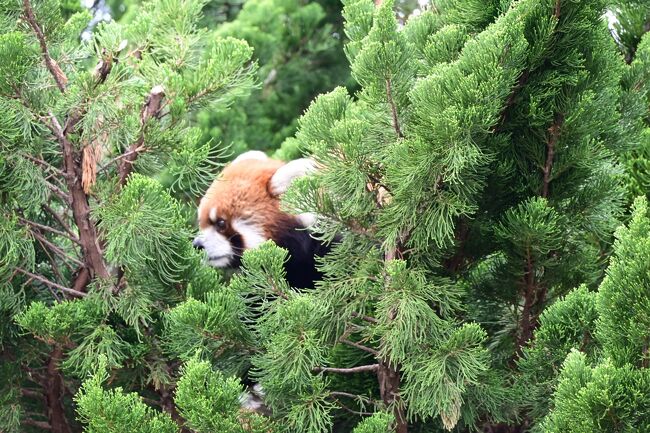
[193,151,315,268]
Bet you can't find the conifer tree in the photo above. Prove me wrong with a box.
[608,0,650,63]
[539,197,650,432]
[2,0,648,433]
[0,0,255,430]
[620,32,650,199]
[167,0,639,431]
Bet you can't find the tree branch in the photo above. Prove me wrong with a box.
[23,419,52,430]
[44,181,71,205]
[21,388,45,400]
[41,203,76,241]
[350,312,379,324]
[541,113,564,198]
[49,112,110,285]
[117,85,165,186]
[43,346,72,433]
[494,69,530,132]
[32,237,64,301]
[97,146,144,174]
[385,77,403,138]
[28,228,84,267]
[332,399,375,417]
[314,364,379,374]
[19,216,81,246]
[21,153,68,178]
[22,0,67,93]
[340,338,379,356]
[15,267,87,298]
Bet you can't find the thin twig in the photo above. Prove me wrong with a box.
[21,388,46,400]
[340,338,379,356]
[41,203,77,241]
[117,85,165,186]
[44,181,71,204]
[20,153,67,178]
[541,113,564,198]
[332,398,375,417]
[32,236,63,301]
[97,145,144,174]
[18,216,80,245]
[385,77,403,138]
[351,312,379,324]
[330,391,376,403]
[15,267,87,298]
[29,229,84,267]
[313,364,379,374]
[22,419,52,430]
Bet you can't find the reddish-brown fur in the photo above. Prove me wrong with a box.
[198,158,299,238]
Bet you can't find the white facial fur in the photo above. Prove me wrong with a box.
[195,206,269,268]
[194,225,233,267]
[231,219,267,249]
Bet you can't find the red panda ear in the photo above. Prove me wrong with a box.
[269,158,316,196]
[232,150,269,164]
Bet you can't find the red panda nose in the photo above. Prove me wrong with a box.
[192,237,204,250]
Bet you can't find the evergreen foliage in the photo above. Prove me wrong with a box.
[194,0,352,158]
[1,0,650,432]
[620,32,650,199]
[0,0,254,430]
[540,197,650,432]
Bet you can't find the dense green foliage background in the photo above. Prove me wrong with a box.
[1,0,650,432]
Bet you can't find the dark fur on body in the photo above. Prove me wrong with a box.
[275,223,331,289]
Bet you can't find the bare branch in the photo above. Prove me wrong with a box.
[97,145,145,174]
[20,153,68,178]
[15,267,87,298]
[31,237,64,301]
[48,112,111,284]
[313,364,379,374]
[332,399,375,417]
[18,216,81,246]
[44,181,71,205]
[541,113,564,198]
[29,229,84,267]
[350,312,379,324]
[21,388,45,399]
[385,77,403,138]
[340,338,379,356]
[23,419,52,430]
[42,203,77,241]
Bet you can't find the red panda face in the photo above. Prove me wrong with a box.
[193,151,315,268]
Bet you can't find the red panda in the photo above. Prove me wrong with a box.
[193,151,329,289]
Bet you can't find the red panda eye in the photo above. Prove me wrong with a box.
[215,218,227,231]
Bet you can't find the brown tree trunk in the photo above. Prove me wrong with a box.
[377,361,407,433]
[43,346,72,433]
[379,246,408,433]
[159,383,190,433]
